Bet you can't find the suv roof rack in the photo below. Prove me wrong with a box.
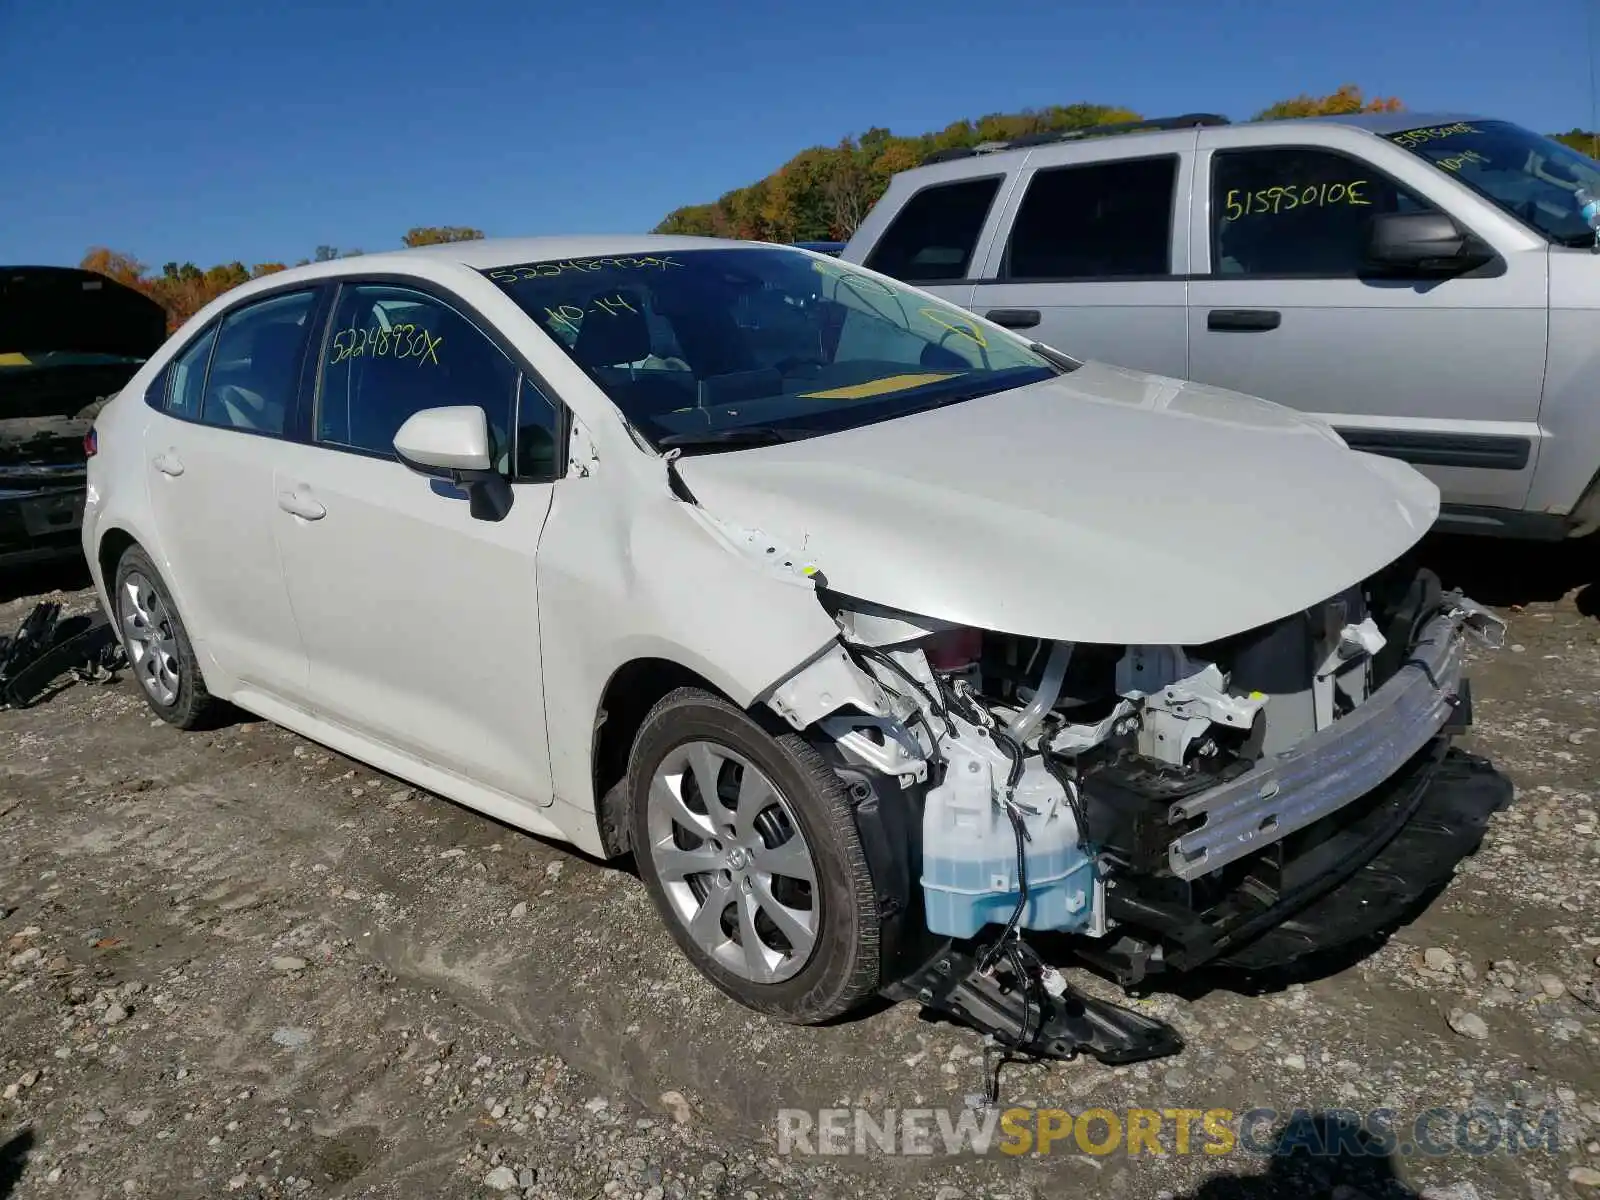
[920,112,1230,166]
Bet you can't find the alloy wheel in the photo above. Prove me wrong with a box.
[645,739,820,984]
[118,571,180,707]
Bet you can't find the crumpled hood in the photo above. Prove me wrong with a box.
[675,361,1440,646]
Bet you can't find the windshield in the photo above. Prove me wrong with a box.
[1387,120,1600,246]
[483,247,1060,450]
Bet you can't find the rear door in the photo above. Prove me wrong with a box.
[1186,131,1549,515]
[270,279,562,806]
[967,143,1193,377]
[143,287,321,702]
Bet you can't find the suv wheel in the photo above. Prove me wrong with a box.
[112,545,222,729]
[628,687,881,1023]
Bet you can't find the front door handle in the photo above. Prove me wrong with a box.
[984,308,1042,330]
[277,488,326,521]
[1207,308,1282,332]
[152,451,184,477]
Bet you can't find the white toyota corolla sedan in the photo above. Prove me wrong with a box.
[83,236,1509,1061]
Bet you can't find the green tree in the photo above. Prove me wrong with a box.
[655,204,717,236]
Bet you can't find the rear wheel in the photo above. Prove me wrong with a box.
[628,687,881,1023]
[112,545,222,729]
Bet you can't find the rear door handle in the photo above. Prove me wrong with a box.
[1207,309,1282,332]
[984,308,1042,330]
[152,451,184,477]
[277,488,326,521]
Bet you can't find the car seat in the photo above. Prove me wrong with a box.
[571,291,653,371]
[570,290,693,422]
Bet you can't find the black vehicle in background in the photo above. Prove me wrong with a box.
[791,241,846,256]
[2,267,166,569]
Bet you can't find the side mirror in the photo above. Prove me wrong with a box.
[393,406,512,522]
[1367,212,1492,273]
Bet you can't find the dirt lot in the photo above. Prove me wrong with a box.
[1,538,1597,1200]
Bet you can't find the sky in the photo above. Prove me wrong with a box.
[1,0,1594,270]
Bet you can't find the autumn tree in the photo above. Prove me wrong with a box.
[402,226,485,247]
[78,231,460,332]
[869,142,920,188]
[1253,84,1402,121]
[652,101,1150,240]
[651,93,1430,240]
[822,140,873,239]
[655,204,717,236]
[79,247,147,289]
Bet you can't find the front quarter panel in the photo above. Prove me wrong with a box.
[536,459,842,819]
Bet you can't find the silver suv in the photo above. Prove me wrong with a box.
[841,112,1600,541]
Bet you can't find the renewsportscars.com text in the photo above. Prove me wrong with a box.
[776,1105,1562,1159]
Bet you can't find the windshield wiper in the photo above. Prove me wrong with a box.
[657,426,802,453]
[1028,342,1083,373]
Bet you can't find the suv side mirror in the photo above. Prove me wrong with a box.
[1367,212,1492,274]
[393,405,512,522]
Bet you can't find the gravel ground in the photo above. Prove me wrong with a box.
[1,537,1597,1200]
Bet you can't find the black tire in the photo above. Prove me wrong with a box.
[628,687,881,1023]
[111,545,223,730]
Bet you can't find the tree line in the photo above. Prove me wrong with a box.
[1552,129,1600,156]
[651,85,1405,242]
[80,226,484,331]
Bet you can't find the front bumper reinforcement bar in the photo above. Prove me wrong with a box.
[1165,601,1503,881]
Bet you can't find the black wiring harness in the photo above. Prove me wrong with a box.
[845,637,1184,1100]
[854,646,1063,1078]
[848,643,951,768]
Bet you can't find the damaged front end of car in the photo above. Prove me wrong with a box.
[758,556,1513,1069]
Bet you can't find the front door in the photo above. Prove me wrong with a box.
[143,289,319,702]
[271,281,561,806]
[1186,137,1549,515]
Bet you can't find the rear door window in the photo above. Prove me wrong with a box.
[864,177,1001,282]
[1002,156,1178,279]
[198,290,318,435]
[165,327,217,420]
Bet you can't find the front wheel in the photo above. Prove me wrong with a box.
[628,688,882,1023]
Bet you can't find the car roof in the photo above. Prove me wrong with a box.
[345,234,763,272]
[894,111,1498,181]
[1284,110,1489,136]
[191,234,788,317]
[168,234,837,340]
